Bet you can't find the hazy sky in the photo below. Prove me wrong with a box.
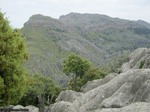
[0,0,150,28]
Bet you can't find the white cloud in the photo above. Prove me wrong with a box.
[0,0,150,28]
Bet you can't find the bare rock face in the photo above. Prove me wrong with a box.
[56,90,83,103]
[50,101,77,112]
[49,48,150,112]
[100,69,150,108]
[96,102,150,112]
[25,105,39,112]
[9,105,39,112]
[121,48,150,72]
[81,73,118,92]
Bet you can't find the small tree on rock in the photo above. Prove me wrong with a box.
[63,54,90,91]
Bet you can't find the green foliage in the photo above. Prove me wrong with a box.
[139,60,145,69]
[107,53,129,73]
[0,12,28,106]
[63,54,107,91]
[68,77,82,92]
[68,67,107,91]
[19,74,62,107]
[0,76,5,104]
[0,76,5,94]
[81,67,107,85]
[63,54,91,77]
[22,14,150,87]
[63,54,91,91]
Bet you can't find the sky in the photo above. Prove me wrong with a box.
[0,0,150,28]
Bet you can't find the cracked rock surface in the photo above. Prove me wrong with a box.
[49,48,150,112]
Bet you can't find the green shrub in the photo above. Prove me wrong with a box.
[139,61,145,69]
[68,67,107,92]
[19,74,62,111]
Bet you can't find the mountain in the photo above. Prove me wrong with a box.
[21,13,150,85]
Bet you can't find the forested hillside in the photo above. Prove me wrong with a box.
[21,12,150,84]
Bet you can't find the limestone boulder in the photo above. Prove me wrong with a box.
[56,90,83,103]
[50,101,78,112]
[79,69,150,111]
[81,73,118,92]
[11,105,39,112]
[49,48,150,112]
[96,102,150,112]
[25,105,39,112]
[121,48,150,72]
[101,69,150,108]
[50,69,150,112]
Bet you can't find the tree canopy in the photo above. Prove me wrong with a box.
[0,12,28,106]
[63,54,91,91]
[63,54,108,91]
[68,67,107,91]
[19,74,62,112]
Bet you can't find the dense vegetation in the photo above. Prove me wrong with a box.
[0,12,62,110]
[69,67,107,91]
[19,74,62,111]
[0,12,28,106]
[0,13,107,106]
[63,54,107,91]
[21,13,150,85]
[63,54,91,91]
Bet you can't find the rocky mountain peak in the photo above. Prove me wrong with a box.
[21,13,150,86]
[23,14,61,28]
[59,12,110,20]
[59,13,150,32]
[136,20,150,29]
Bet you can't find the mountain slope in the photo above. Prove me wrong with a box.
[21,13,150,84]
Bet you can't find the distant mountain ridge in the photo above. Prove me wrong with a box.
[21,12,150,85]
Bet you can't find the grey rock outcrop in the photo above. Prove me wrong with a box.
[50,101,77,112]
[100,69,150,108]
[25,105,39,112]
[122,48,150,72]
[6,105,39,112]
[56,90,83,103]
[81,73,118,92]
[49,48,150,112]
[96,102,150,112]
